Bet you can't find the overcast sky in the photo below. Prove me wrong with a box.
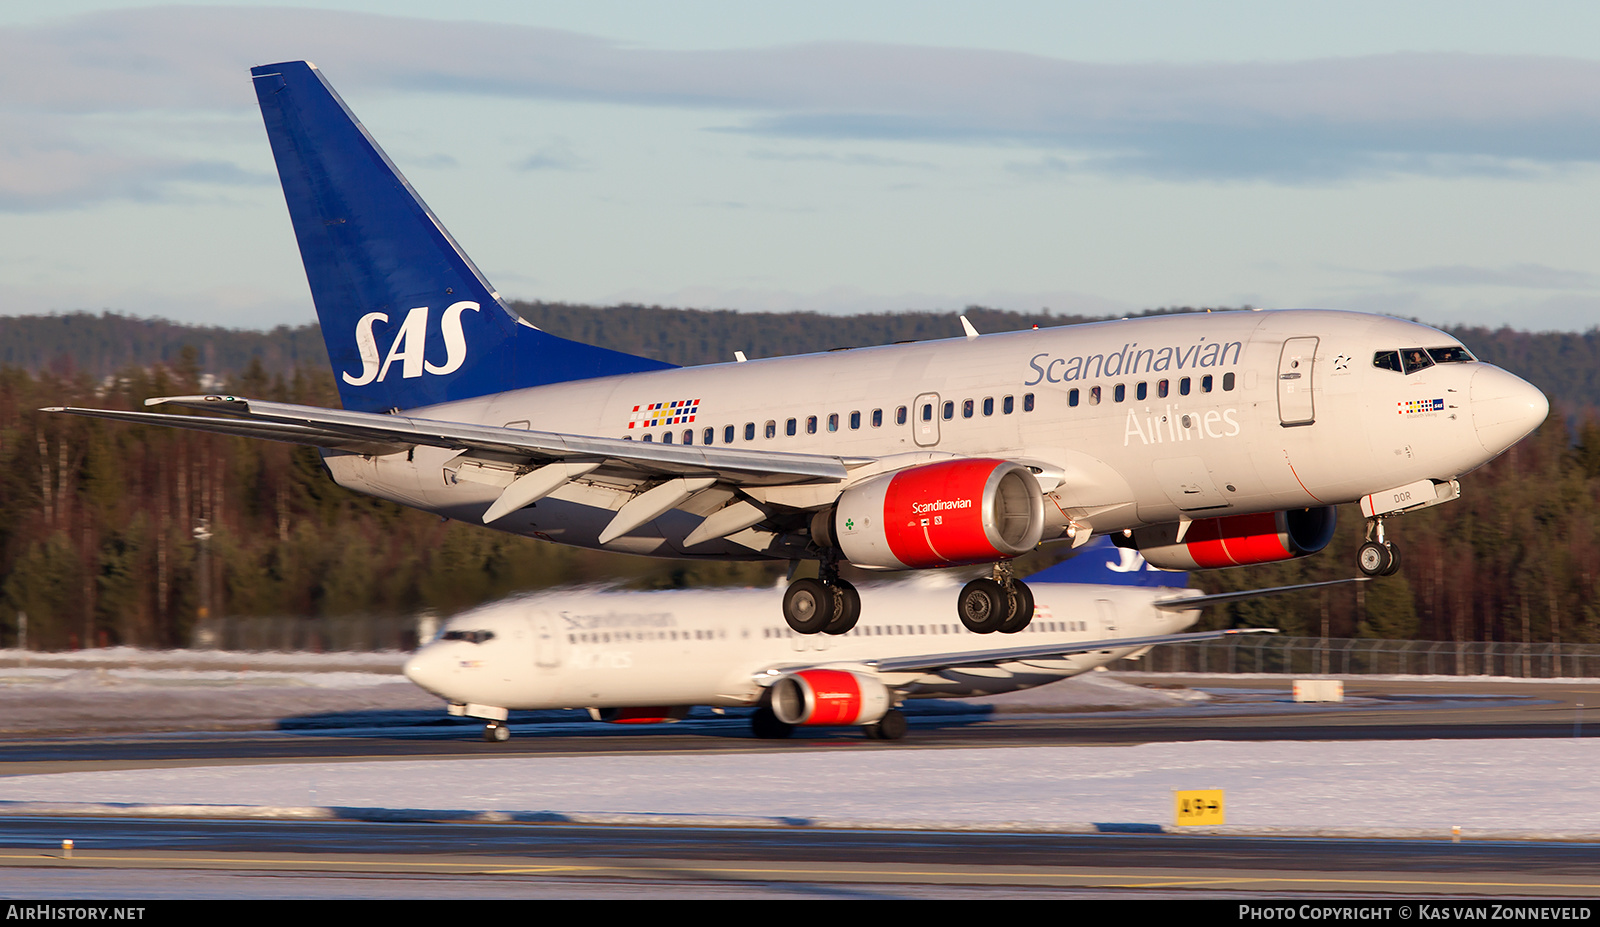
[3,1,1599,332]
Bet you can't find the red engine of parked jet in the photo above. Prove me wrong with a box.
[821,458,1045,570]
[1127,507,1338,570]
[592,706,690,724]
[770,670,892,726]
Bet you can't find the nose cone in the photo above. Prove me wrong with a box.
[1470,366,1548,455]
[403,646,450,698]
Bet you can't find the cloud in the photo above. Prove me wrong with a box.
[514,139,586,172]
[1383,264,1600,290]
[0,113,268,211]
[3,6,1600,201]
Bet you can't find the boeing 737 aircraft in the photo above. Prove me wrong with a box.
[404,538,1336,741]
[51,61,1548,639]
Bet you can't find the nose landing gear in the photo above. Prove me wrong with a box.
[1357,517,1402,577]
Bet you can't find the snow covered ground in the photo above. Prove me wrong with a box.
[0,738,1596,841]
[0,648,1593,840]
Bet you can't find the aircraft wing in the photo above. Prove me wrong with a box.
[1151,576,1368,611]
[45,395,869,486]
[755,627,1277,680]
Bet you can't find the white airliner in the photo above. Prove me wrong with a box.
[51,61,1548,640]
[403,538,1337,741]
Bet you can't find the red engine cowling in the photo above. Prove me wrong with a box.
[1129,507,1337,570]
[770,670,891,726]
[593,706,690,724]
[828,459,1045,570]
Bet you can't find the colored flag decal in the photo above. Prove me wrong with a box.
[627,399,701,429]
[1397,398,1444,415]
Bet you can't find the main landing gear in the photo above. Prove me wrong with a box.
[958,563,1035,634]
[482,720,510,743]
[782,563,861,635]
[1357,516,1402,577]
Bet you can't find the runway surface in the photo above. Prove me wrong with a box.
[3,671,1597,898]
[0,674,1594,774]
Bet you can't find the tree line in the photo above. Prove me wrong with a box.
[0,306,1595,649]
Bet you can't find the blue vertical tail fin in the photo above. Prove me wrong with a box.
[1025,537,1188,587]
[250,60,675,412]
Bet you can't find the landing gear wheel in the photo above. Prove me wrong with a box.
[958,578,1007,633]
[783,578,834,634]
[1380,542,1402,576]
[863,709,907,741]
[1357,541,1400,577]
[750,706,795,739]
[823,581,861,635]
[997,580,1036,634]
[483,721,510,743]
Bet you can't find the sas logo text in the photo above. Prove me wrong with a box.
[343,301,480,386]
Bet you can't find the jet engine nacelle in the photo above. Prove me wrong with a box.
[824,458,1045,570]
[1126,507,1338,570]
[770,669,892,726]
[592,706,690,724]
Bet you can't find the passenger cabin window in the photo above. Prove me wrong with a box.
[1003,395,1014,414]
[872,409,883,427]
[982,397,994,416]
[942,401,954,420]
[828,413,839,432]
[661,431,673,444]
[1114,384,1126,403]
[787,418,798,436]
[896,406,907,425]
[1023,393,1035,412]
[962,399,974,418]
[764,420,776,439]
[806,415,817,434]
[1089,386,1101,405]
[1223,372,1236,390]
[1180,377,1191,396]
[683,430,694,445]
[1068,389,1079,407]
[725,425,736,443]
[1157,379,1169,398]
[1136,382,1147,401]
[705,427,716,445]
[1201,375,1214,393]
[745,422,757,441]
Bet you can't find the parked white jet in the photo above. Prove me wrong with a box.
[51,61,1548,639]
[404,538,1340,741]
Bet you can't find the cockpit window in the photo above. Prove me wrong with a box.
[1427,346,1475,364]
[1373,351,1402,372]
[441,630,494,644]
[1400,348,1434,374]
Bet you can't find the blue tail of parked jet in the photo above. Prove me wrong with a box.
[1026,537,1187,587]
[250,61,675,413]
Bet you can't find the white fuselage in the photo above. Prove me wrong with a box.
[402,578,1202,713]
[328,309,1545,561]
